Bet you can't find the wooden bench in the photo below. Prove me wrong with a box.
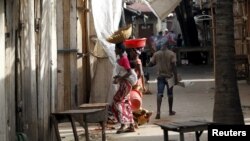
[79,103,109,141]
[79,103,109,110]
[176,47,212,65]
[51,108,106,141]
[155,120,213,141]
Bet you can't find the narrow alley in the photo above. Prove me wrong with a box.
[61,65,250,141]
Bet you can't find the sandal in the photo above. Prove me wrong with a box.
[116,125,125,134]
[116,128,125,134]
[134,123,139,129]
[107,117,117,125]
[124,126,135,133]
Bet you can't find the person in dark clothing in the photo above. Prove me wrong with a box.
[147,43,178,119]
[176,34,183,47]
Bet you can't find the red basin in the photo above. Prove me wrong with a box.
[124,38,147,48]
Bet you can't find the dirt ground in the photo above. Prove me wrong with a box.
[60,65,250,141]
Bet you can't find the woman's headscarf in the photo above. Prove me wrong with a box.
[115,42,126,53]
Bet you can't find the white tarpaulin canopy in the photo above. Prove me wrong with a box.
[146,0,181,20]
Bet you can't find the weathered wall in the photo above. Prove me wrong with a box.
[233,0,250,81]
[56,0,78,111]
[234,0,247,55]
[19,0,38,140]
[76,0,90,105]
[39,0,57,140]
[4,0,21,140]
[2,0,57,140]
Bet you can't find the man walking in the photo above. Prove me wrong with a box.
[147,42,178,119]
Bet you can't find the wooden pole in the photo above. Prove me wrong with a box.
[78,0,90,103]
[210,0,216,73]
[0,0,7,140]
[56,0,65,111]
[70,0,77,108]
[63,0,71,110]
[50,0,57,114]
[84,0,91,102]
[76,0,84,105]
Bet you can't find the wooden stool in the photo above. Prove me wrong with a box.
[51,109,105,141]
[155,120,213,141]
[79,103,109,141]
